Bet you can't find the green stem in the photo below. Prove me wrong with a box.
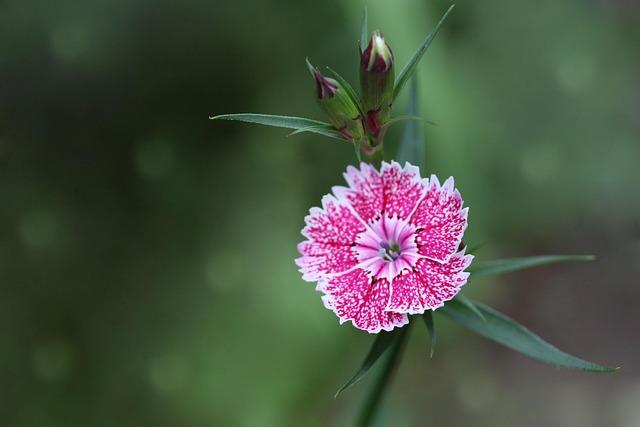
[362,145,384,167]
[357,321,412,427]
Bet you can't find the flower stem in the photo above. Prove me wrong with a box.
[357,321,413,427]
[362,144,385,167]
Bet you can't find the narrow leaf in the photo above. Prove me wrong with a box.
[393,4,455,102]
[353,138,363,162]
[469,255,595,279]
[326,66,365,116]
[385,115,423,128]
[335,329,400,397]
[395,77,423,166]
[360,7,368,53]
[210,113,346,140]
[287,125,346,141]
[465,242,486,254]
[356,323,412,426]
[453,294,485,321]
[423,311,436,358]
[304,57,316,78]
[442,299,618,372]
[287,124,334,135]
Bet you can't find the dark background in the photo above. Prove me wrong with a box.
[1,0,639,426]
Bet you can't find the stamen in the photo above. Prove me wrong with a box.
[380,241,401,262]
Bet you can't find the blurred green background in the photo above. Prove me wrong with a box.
[1,0,639,426]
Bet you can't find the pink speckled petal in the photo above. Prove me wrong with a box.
[296,241,359,282]
[379,161,425,220]
[411,176,468,263]
[335,163,384,224]
[387,250,473,314]
[320,269,409,333]
[296,195,365,281]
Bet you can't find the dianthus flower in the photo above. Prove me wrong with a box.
[297,162,472,333]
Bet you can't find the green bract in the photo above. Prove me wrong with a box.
[306,59,364,143]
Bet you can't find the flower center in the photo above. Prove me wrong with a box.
[354,215,421,282]
[381,241,402,261]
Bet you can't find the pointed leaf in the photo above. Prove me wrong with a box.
[353,138,363,162]
[469,255,595,278]
[393,4,455,102]
[356,323,412,425]
[453,294,485,321]
[326,66,365,116]
[304,57,316,77]
[442,299,618,372]
[465,242,486,254]
[423,311,436,358]
[287,125,347,141]
[385,115,423,128]
[360,7,368,53]
[335,329,401,397]
[210,113,346,141]
[395,77,424,166]
[287,124,334,135]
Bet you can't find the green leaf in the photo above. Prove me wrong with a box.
[210,113,346,141]
[423,311,436,358]
[325,66,365,117]
[469,255,595,278]
[385,115,423,128]
[395,77,424,166]
[353,138,363,163]
[287,125,346,141]
[304,57,316,78]
[393,4,455,102]
[465,242,486,254]
[356,323,412,426]
[360,7,368,53]
[442,298,618,372]
[453,294,485,322]
[335,329,401,397]
[287,124,333,135]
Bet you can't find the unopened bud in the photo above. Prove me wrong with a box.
[306,59,364,142]
[360,31,394,142]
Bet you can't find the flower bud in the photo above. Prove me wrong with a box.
[360,31,394,142]
[307,59,364,143]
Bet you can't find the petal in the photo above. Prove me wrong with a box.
[411,175,467,263]
[297,195,365,281]
[334,163,384,224]
[334,161,426,224]
[296,242,359,282]
[320,269,409,333]
[379,161,425,220]
[301,195,366,244]
[387,250,473,314]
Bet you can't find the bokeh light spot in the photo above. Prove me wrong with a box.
[520,142,560,185]
[20,211,60,250]
[556,51,596,93]
[32,340,73,383]
[148,354,189,394]
[457,371,497,412]
[50,22,90,63]
[205,252,245,293]
[135,140,175,180]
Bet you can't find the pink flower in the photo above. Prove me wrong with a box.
[296,162,472,333]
